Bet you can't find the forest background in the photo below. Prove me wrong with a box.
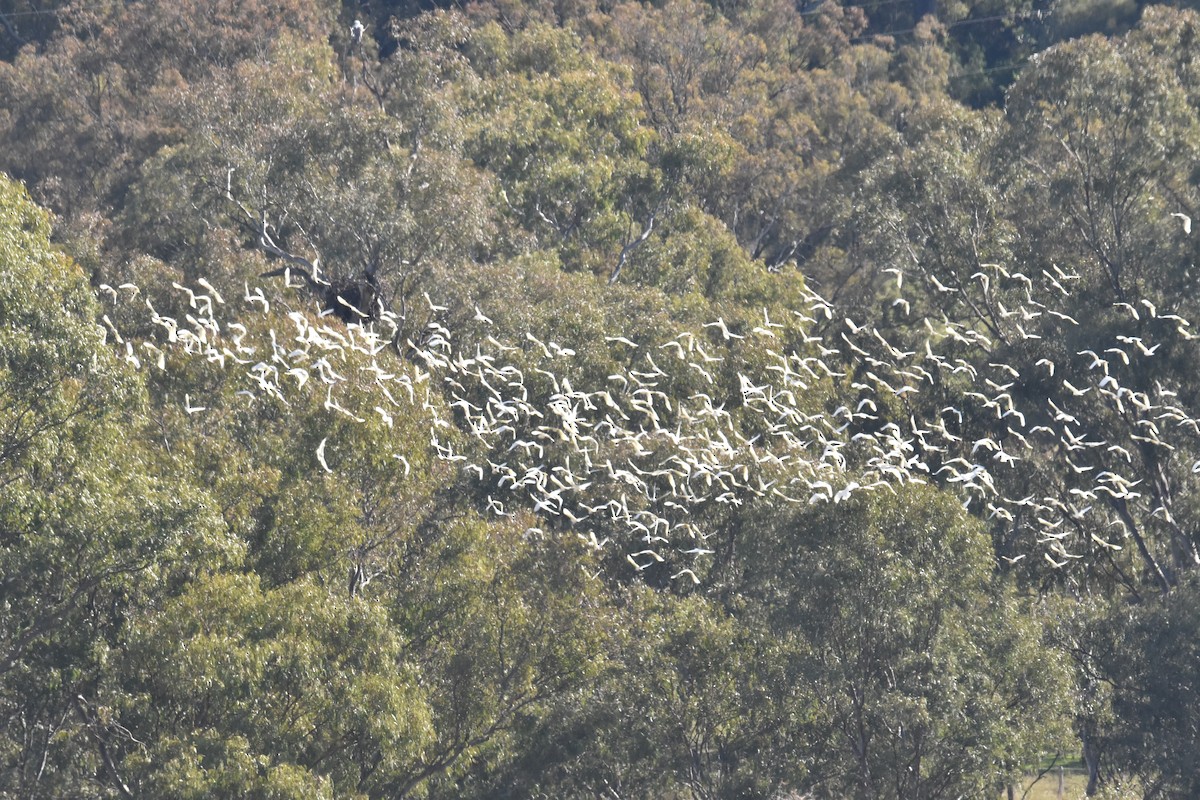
[3,0,1200,797]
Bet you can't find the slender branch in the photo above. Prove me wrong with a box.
[609,207,659,286]
[1107,495,1171,595]
[0,11,29,49]
[73,695,134,799]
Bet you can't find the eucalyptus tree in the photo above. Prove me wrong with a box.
[0,174,232,797]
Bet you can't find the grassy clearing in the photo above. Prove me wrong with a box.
[1005,769,1089,799]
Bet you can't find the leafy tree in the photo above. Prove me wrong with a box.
[0,1,63,61]
[996,25,1200,593]
[0,0,338,215]
[462,586,812,800]
[0,173,232,797]
[465,20,658,278]
[10,2,1200,797]
[1094,580,1200,798]
[739,484,1074,799]
[116,573,429,799]
[124,33,495,336]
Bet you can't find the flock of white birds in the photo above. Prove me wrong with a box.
[97,238,1200,583]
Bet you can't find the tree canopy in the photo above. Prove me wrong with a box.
[3,0,1200,796]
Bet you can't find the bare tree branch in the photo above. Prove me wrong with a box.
[609,207,659,286]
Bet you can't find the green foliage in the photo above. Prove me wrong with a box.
[0,173,233,797]
[1058,580,1200,799]
[9,2,1200,797]
[741,485,1074,798]
[466,21,656,275]
[118,573,430,798]
[0,0,339,213]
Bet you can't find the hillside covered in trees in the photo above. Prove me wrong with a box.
[4,0,1200,797]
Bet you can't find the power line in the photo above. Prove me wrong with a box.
[851,10,1040,42]
[949,59,1029,81]
[798,0,912,17]
[1,3,117,19]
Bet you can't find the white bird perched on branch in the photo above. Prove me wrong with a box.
[1171,211,1192,235]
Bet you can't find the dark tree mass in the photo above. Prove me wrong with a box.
[2,0,1199,797]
